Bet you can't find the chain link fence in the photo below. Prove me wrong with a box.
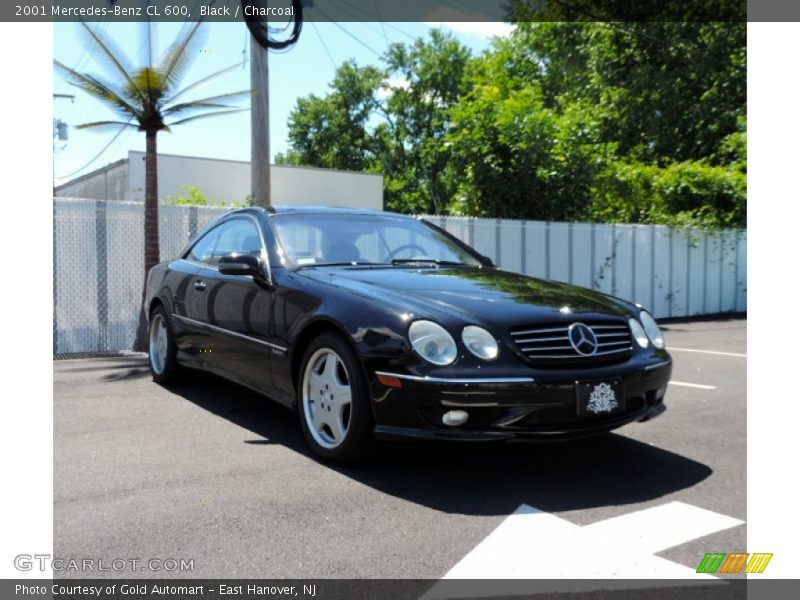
[53,198,747,354]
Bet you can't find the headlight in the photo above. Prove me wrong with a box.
[639,311,665,349]
[409,320,457,365]
[462,326,499,360]
[628,318,649,348]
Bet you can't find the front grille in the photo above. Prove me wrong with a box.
[509,320,633,362]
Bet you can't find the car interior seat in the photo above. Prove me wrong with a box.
[241,235,263,257]
[321,238,363,263]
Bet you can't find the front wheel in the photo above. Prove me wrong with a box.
[297,333,373,463]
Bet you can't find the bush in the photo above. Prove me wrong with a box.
[590,160,746,228]
[163,185,251,208]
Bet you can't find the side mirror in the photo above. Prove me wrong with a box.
[479,254,495,267]
[218,253,263,277]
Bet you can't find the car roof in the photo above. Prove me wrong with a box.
[229,205,413,219]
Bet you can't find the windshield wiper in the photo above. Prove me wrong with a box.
[294,261,386,269]
[390,258,471,267]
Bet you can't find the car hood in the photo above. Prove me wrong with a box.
[297,266,634,327]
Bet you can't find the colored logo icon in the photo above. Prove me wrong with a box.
[697,552,773,574]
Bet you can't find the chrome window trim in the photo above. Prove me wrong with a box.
[173,314,287,353]
[374,371,535,385]
[179,259,219,273]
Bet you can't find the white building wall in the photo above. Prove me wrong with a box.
[55,159,128,201]
[127,151,383,210]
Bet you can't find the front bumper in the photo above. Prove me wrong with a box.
[368,357,672,442]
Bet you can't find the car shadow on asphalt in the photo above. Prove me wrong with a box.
[166,369,713,516]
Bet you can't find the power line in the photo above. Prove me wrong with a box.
[454,0,501,15]
[329,0,416,42]
[242,27,249,69]
[373,0,390,48]
[315,6,382,57]
[311,20,337,70]
[326,0,395,49]
[55,119,134,180]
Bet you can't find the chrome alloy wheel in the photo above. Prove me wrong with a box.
[302,348,353,449]
[149,313,169,375]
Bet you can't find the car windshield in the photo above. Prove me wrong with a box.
[271,213,483,268]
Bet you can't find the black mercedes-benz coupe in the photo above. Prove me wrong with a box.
[145,206,671,462]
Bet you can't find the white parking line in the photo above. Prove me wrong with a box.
[421,501,743,590]
[669,347,746,358]
[669,381,717,390]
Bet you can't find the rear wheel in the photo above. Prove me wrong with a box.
[298,333,373,463]
[148,306,182,384]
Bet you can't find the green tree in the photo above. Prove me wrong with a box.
[489,22,745,166]
[446,30,609,219]
[280,22,745,227]
[446,21,745,225]
[285,60,387,172]
[55,22,250,349]
[282,30,472,213]
[381,29,472,213]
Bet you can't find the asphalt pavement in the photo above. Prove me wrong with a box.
[53,317,746,579]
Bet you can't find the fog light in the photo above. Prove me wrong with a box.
[442,410,469,427]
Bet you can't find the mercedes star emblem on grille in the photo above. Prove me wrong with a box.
[568,322,598,356]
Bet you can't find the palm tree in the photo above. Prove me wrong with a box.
[55,22,250,349]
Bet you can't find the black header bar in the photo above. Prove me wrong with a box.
[4,1,749,23]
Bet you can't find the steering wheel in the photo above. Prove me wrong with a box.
[384,244,429,262]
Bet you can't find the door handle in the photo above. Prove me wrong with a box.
[194,280,207,291]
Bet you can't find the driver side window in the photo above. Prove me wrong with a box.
[186,225,222,266]
[215,218,263,261]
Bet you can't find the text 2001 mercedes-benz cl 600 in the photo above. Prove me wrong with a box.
[145,207,671,462]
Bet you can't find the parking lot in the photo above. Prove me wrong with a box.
[54,317,746,579]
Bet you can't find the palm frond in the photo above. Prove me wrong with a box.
[130,67,168,107]
[159,21,204,91]
[168,108,249,127]
[76,120,140,133]
[164,61,245,105]
[55,60,142,120]
[79,22,147,107]
[163,90,254,115]
[163,102,237,116]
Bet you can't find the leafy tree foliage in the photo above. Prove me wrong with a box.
[281,23,745,228]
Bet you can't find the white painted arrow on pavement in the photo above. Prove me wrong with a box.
[422,501,744,599]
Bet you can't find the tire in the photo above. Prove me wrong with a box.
[297,332,374,463]
[148,305,182,384]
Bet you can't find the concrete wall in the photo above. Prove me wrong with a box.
[55,159,128,201]
[56,152,384,210]
[127,151,383,210]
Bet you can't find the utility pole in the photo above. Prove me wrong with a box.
[250,41,271,207]
[244,0,302,206]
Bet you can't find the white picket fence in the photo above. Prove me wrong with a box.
[53,198,746,354]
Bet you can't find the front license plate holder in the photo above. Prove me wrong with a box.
[575,381,625,417]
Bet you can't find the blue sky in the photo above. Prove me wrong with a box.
[53,20,511,185]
